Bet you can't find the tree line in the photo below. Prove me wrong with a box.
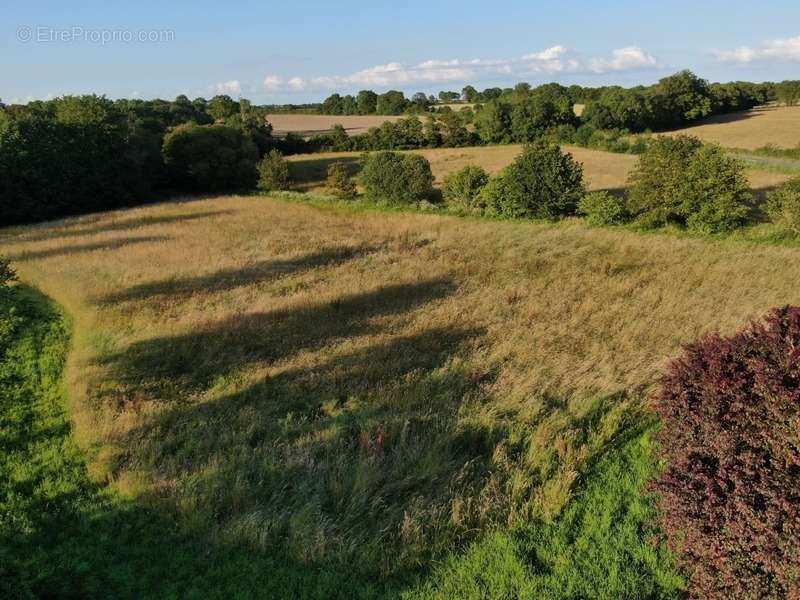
[317,72,800,122]
[0,94,290,224]
[2,71,799,225]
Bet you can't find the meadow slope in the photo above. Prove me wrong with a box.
[3,197,800,593]
[287,144,791,194]
[666,104,800,149]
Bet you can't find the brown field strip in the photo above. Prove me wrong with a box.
[666,105,800,150]
[287,145,790,194]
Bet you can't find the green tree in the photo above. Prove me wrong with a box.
[376,91,409,115]
[207,95,239,121]
[766,178,800,234]
[326,161,357,198]
[483,141,585,220]
[322,94,344,115]
[582,88,650,131]
[578,191,630,226]
[360,151,433,203]
[0,96,149,224]
[627,135,751,232]
[474,100,512,144]
[442,165,489,211]
[776,80,800,106]
[162,123,258,192]
[257,149,292,192]
[649,70,713,128]
[461,85,478,102]
[438,111,471,147]
[356,90,378,114]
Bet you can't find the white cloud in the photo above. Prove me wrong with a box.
[7,93,55,104]
[263,75,309,92]
[287,77,307,91]
[214,79,241,95]
[589,47,658,73]
[261,45,661,93]
[713,35,800,64]
[262,75,283,91]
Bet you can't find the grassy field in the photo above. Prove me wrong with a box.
[3,195,800,594]
[667,104,800,149]
[434,103,475,112]
[287,144,791,195]
[267,113,407,137]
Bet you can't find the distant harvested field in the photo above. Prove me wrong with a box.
[288,145,789,194]
[573,103,585,117]
[667,105,800,150]
[435,103,475,111]
[267,113,406,137]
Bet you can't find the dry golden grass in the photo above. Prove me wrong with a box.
[267,113,406,137]
[435,103,475,111]
[667,105,800,150]
[287,144,789,194]
[4,197,799,573]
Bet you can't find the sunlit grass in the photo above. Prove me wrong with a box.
[3,194,800,590]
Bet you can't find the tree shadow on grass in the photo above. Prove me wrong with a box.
[97,244,384,305]
[6,236,170,261]
[0,286,406,599]
[749,183,780,222]
[114,323,488,580]
[289,155,361,191]
[102,278,457,399]
[17,210,235,243]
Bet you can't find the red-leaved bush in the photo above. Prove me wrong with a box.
[654,306,800,599]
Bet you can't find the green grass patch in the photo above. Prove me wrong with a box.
[0,285,686,597]
[0,287,399,599]
[408,430,685,600]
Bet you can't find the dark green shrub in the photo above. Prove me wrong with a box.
[654,306,800,598]
[0,96,153,225]
[0,258,18,356]
[627,136,751,232]
[326,161,357,199]
[577,192,630,226]
[482,141,585,220]
[550,124,576,144]
[442,165,489,211]
[628,137,650,155]
[475,175,509,214]
[162,123,259,192]
[766,177,800,234]
[257,149,292,192]
[360,151,434,203]
[574,124,596,147]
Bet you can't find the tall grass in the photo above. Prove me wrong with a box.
[3,195,800,592]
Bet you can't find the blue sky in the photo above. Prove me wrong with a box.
[2,1,799,104]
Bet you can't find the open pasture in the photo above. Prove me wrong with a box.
[267,113,407,137]
[3,195,800,591]
[287,144,791,195]
[667,104,800,150]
